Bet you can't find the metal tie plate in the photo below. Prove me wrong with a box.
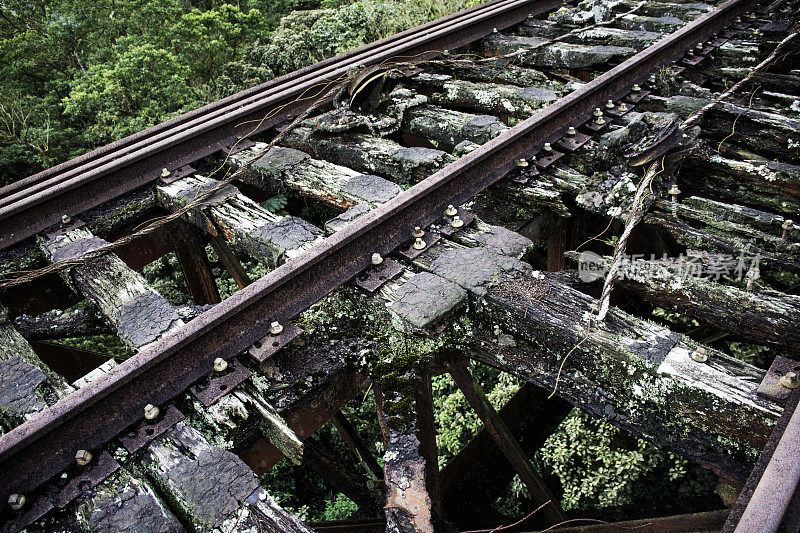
[439,209,476,237]
[758,356,800,404]
[397,232,441,261]
[535,149,564,169]
[119,405,184,454]
[557,131,592,152]
[55,450,120,508]
[249,323,303,364]
[354,257,405,293]
[189,358,253,407]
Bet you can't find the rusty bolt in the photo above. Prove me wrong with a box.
[516,158,529,168]
[371,252,383,265]
[8,494,25,511]
[782,219,793,240]
[61,214,71,225]
[668,184,681,217]
[691,347,708,363]
[450,216,464,228]
[567,126,577,136]
[144,403,160,421]
[605,99,615,109]
[780,371,800,389]
[413,238,426,250]
[213,357,228,373]
[412,226,425,239]
[75,449,92,466]
[445,205,457,217]
[270,321,284,335]
[161,168,171,178]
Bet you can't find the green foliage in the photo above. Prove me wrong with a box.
[322,493,359,520]
[539,409,717,511]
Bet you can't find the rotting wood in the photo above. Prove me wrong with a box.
[402,105,508,148]
[39,227,186,352]
[156,173,324,270]
[209,233,252,289]
[229,144,401,210]
[13,305,110,341]
[411,73,559,119]
[414,365,444,529]
[283,127,454,185]
[419,59,556,89]
[680,145,800,217]
[448,363,566,524]
[0,305,74,431]
[139,421,313,533]
[610,0,714,18]
[479,34,637,68]
[333,411,384,481]
[375,386,435,533]
[170,220,221,305]
[399,224,782,481]
[467,270,782,482]
[568,252,800,356]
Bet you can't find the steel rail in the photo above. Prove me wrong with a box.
[0,0,559,251]
[722,390,800,532]
[0,0,521,201]
[0,0,753,515]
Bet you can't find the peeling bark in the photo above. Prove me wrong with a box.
[14,305,111,341]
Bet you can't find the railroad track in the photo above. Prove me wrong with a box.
[0,0,798,530]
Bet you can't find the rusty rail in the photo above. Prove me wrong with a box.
[722,389,800,532]
[0,0,560,251]
[0,0,755,516]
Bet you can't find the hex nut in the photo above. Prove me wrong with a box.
[371,253,384,265]
[445,205,458,217]
[780,371,800,389]
[413,238,426,250]
[213,357,228,373]
[691,347,708,363]
[450,216,464,228]
[270,321,284,335]
[144,403,160,421]
[75,449,92,466]
[412,226,425,238]
[61,214,71,225]
[8,494,25,511]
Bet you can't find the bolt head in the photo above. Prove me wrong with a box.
[668,184,681,196]
[61,214,71,225]
[492,27,498,33]
[605,100,615,109]
[412,226,425,238]
[593,107,603,117]
[213,357,228,373]
[618,103,628,113]
[594,116,606,126]
[445,205,457,217]
[632,84,642,92]
[161,168,171,178]
[543,142,552,152]
[516,158,529,168]
[371,252,383,265]
[781,371,800,389]
[8,494,25,511]
[144,403,160,421]
[270,321,284,335]
[413,238,426,250]
[450,216,464,228]
[567,126,577,136]
[691,347,708,363]
[75,449,92,466]
[783,219,794,230]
